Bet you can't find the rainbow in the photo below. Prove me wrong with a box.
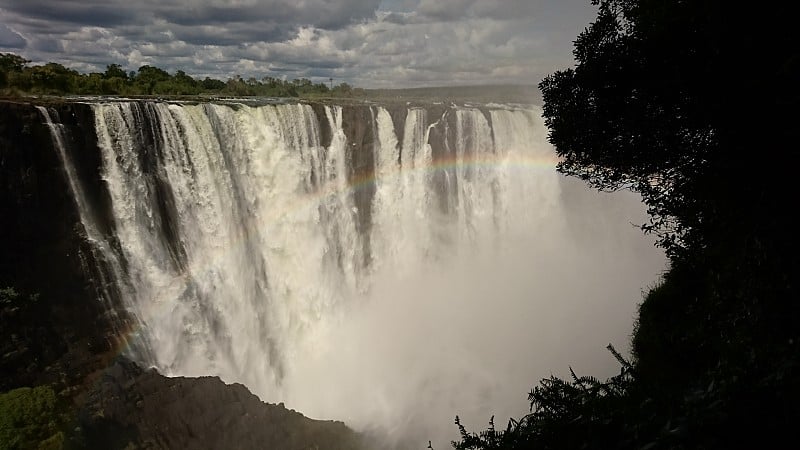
[97,151,561,365]
[287,151,562,221]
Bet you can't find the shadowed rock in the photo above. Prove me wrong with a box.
[80,358,363,450]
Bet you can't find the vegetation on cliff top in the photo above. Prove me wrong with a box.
[0,53,538,103]
[0,53,358,99]
[453,0,799,448]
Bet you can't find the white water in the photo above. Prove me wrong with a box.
[79,101,663,447]
[37,106,131,334]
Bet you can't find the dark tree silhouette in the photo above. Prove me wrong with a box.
[540,0,798,260]
[453,1,800,448]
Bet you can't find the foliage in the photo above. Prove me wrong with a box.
[540,0,797,260]
[0,287,19,305]
[454,346,640,450]
[453,0,799,448]
[0,52,355,98]
[103,64,128,80]
[0,287,40,309]
[0,53,29,73]
[0,386,65,450]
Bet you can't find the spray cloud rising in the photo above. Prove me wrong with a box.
[43,100,664,446]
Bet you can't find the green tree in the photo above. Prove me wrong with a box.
[0,53,29,72]
[454,1,799,448]
[332,82,353,97]
[292,78,312,88]
[539,0,797,260]
[0,386,65,449]
[103,63,128,80]
[539,0,799,388]
[313,82,330,94]
[0,53,348,97]
[154,70,200,95]
[0,53,29,88]
[133,65,171,94]
[26,63,77,94]
[224,75,253,96]
[201,77,226,91]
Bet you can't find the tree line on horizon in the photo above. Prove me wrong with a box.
[0,52,358,98]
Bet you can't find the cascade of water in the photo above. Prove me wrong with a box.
[77,100,663,446]
[453,108,496,242]
[93,101,368,389]
[489,107,561,234]
[37,105,146,356]
[402,108,436,258]
[370,107,402,269]
[321,105,363,291]
[37,107,98,238]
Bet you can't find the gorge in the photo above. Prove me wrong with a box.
[0,97,664,448]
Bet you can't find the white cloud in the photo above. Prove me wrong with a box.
[0,0,597,87]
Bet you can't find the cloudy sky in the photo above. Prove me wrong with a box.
[0,0,596,88]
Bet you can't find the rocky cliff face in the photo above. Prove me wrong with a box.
[80,358,360,450]
[0,100,123,393]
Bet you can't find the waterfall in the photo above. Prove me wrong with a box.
[37,107,98,238]
[452,108,496,241]
[51,100,663,446]
[37,106,137,350]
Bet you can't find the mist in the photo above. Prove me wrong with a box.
[271,135,665,447]
[87,100,665,448]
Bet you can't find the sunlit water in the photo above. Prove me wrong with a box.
[44,101,665,447]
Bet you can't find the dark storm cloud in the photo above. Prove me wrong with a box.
[3,1,135,27]
[0,23,26,48]
[29,38,64,53]
[0,0,381,38]
[0,0,598,87]
[282,58,342,69]
[167,22,296,46]
[416,0,540,22]
[268,66,295,72]
[160,1,380,30]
